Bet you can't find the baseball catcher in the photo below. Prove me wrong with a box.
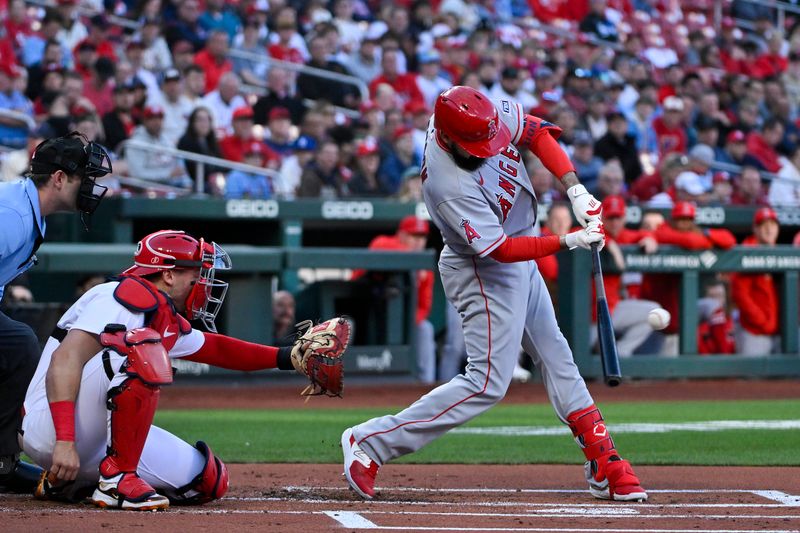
[20,229,350,510]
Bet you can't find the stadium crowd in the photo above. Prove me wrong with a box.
[0,0,798,205]
[1,0,800,361]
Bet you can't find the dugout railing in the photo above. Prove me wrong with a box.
[20,243,435,377]
[558,245,800,381]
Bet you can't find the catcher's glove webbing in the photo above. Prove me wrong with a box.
[290,317,351,397]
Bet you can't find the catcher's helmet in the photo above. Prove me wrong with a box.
[123,230,232,332]
[434,86,511,158]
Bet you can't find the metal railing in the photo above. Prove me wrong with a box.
[0,108,36,132]
[25,0,142,30]
[119,139,285,196]
[227,49,370,102]
[716,0,800,35]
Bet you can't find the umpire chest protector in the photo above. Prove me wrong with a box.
[113,275,193,351]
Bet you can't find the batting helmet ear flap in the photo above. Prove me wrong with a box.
[434,86,511,158]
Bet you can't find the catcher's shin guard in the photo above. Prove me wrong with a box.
[91,376,168,510]
[169,441,229,505]
[567,405,647,502]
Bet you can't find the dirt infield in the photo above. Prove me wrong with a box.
[3,464,799,532]
[3,380,798,532]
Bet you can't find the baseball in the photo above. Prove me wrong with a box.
[647,308,671,330]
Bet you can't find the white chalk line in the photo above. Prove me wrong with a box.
[451,419,800,437]
[2,506,798,522]
[279,486,800,506]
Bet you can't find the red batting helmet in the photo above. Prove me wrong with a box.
[123,230,232,332]
[434,86,511,158]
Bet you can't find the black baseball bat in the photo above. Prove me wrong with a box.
[590,242,622,387]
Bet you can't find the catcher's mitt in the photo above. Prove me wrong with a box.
[290,317,351,397]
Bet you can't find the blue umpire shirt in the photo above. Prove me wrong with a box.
[0,178,45,300]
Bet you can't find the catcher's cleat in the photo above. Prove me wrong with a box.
[341,427,379,499]
[90,470,169,511]
[586,456,648,502]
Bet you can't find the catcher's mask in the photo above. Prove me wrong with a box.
[28,131,112,229]
[122,230,232,332]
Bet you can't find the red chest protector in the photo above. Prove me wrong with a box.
[112,275,193,352]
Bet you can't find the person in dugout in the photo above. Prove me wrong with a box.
[595,195,662,356]
[731,207,780,356]
[351,215,436,383]
[697,278,736,355]
[639,201,736,356]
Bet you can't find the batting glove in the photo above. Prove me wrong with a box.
[565,221,605,251]
[567,184,602,228]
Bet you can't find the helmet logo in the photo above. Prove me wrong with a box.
[150,257,159,264]
[487,119,497,139]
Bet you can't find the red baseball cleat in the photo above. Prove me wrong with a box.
[90,459,169,511]
[588,456,648,502]
[341,427,379,499]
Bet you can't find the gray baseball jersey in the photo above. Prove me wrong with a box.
[351,98,595,465]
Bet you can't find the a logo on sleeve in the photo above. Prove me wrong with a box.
[496,194,513,223]
[460,218,481,244]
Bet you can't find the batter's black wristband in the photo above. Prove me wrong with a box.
[277,346,294,370]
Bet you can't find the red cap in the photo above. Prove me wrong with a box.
[726,129,746,144]
[232,106,255,120]
[712,171,731,184]
[671,201,696,220]
[392,125,413,141]
[359,100,378,114]
[0,63,23,78]
[268,106,290,122]
[356,137,379,156]
[142,105,165,119]
[398,215,429,235]
[602,195,626,218]
[754,206,778,225]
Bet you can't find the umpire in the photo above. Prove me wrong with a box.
[0,132,111,493]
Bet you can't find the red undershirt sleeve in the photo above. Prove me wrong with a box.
[489,234,562,263]
[530,131,576,180]
[183,332,289,371]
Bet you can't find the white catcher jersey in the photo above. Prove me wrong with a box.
[422,99,550,257]
[24,281,205,412]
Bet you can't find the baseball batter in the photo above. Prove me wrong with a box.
[22,230,348,510]
[342,86,647,502]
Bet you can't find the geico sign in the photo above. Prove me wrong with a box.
[225,199,279,218]
[695,207,725,225]
[322,201,374,219]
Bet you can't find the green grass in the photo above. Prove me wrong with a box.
[153,399,800,466]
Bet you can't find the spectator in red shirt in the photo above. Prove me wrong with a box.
[594,195,661,357]
[746,118,784,173]
[731,165,769,206]
[629,152,689,204]
[267,7,305,64]
[194,30,233,93]
[368,48,424,108]
[219,106,278,166]
[640,201,736,355]
[73,40,97,81]
[73,15,116,64]
[83,56,115,117]
[697,279,736,355]
[652,96,688,156]
[731,207,780,356]
[352,216,436,383]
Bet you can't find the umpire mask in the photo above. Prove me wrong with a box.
[29,132,112,229]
